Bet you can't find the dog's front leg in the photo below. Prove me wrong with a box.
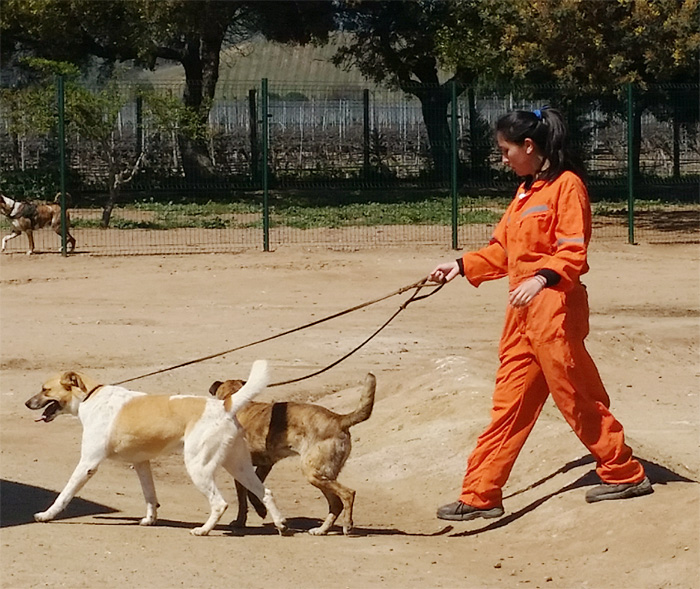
[34,459,100,522]
[1,231,20,252]
[227,462,289,535]
[232,480,249,528]
[133,461,159,526]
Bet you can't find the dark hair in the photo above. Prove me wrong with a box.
[495,107,586,184]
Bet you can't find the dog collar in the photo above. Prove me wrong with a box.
[83,385,104,402]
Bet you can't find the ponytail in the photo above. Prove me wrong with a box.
[495,107,586,183]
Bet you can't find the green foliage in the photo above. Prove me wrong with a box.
[67,82,127,143]
[139,88,209,140]
[0,84,55,136]
[62,197,502,231]
[0,169,61,199]
[439,0,700,91]
[20,57,80,78]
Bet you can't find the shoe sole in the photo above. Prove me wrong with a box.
[437,507,505,522]
[585,479,653,503]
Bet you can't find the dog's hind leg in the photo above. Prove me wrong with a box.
[66,231,76,252]
[25,229,35,254]
[231,465,271,528]
[184,447,228,536]
[52,218,76,252]
[306,478,356,536]
[224,444,288,535]
[186,469,228,536]
[133,461,159,526]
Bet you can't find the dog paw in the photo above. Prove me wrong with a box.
[139,517,156,526]
[190,526,209,536]
[34,511,54,522]
[308,526,329,536]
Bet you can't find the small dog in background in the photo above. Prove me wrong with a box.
[209,372,376,536]
[0,191,76,254]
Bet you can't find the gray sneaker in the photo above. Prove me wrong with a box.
[436,501,504,521]
[585,476,653,503]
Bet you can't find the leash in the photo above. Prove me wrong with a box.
[111,277,443,387]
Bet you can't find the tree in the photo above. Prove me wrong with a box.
[438,0,700,177]
[332,0,482,182]
[1,0,335,181]
[0,58,142,224]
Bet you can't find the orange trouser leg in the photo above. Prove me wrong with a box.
[459,285,645,509]
[459,341,549,509]
[535,336,645,484]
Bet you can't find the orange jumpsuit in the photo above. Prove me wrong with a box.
[459,170,645,509]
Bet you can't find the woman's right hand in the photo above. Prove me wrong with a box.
[428,260,461,284]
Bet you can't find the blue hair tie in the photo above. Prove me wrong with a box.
[533,105,549,121]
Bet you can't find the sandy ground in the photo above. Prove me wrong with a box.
[0,240,698,589]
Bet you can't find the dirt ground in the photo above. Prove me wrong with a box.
[1,240,698,589]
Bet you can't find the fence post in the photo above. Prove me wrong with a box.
[248,89,259,184]
[57,74,68,256]
[261,78,270,252]
[626,82,635,245]
[363,88,370,181]
[450,80,459,250]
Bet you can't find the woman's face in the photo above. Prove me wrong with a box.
[496,133,542,178]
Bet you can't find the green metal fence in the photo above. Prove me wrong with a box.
[0,78,697,255]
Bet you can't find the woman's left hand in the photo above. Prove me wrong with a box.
[509,276,547,307]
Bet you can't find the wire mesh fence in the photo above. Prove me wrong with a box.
[0,78,697,254]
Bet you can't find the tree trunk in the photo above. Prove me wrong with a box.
[419,93,452,182]
[180,40,216,182]
[672,113,681,179]
[178,8,227,183]
[402,84,453,182]
[101,176,118,228]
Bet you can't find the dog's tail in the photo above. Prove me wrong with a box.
[337,372,376,430]
[53,192,72,207]
[226,360,269,415]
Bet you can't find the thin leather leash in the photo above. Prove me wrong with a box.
[111,277,443,388]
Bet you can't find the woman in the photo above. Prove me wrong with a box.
[429,107,652,521]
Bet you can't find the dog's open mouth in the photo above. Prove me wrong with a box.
[36,400,61,423]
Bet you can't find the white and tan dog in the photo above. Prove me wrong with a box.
[0,191,76,254]
[24,360,288,536]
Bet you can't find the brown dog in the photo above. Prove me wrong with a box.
[0,192,76,254]
[209,372,376,535]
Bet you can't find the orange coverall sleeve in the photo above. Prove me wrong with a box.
[539,174,592,292]
[461,208,510,287]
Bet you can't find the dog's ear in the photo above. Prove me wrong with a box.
[209,381,223,396]
[60,371,87,392]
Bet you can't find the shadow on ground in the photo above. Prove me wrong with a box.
[450,456,696,538]
[0,479,118,528]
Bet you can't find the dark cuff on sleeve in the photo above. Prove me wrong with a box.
[456,257,465,276]
[535,268,561,287]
